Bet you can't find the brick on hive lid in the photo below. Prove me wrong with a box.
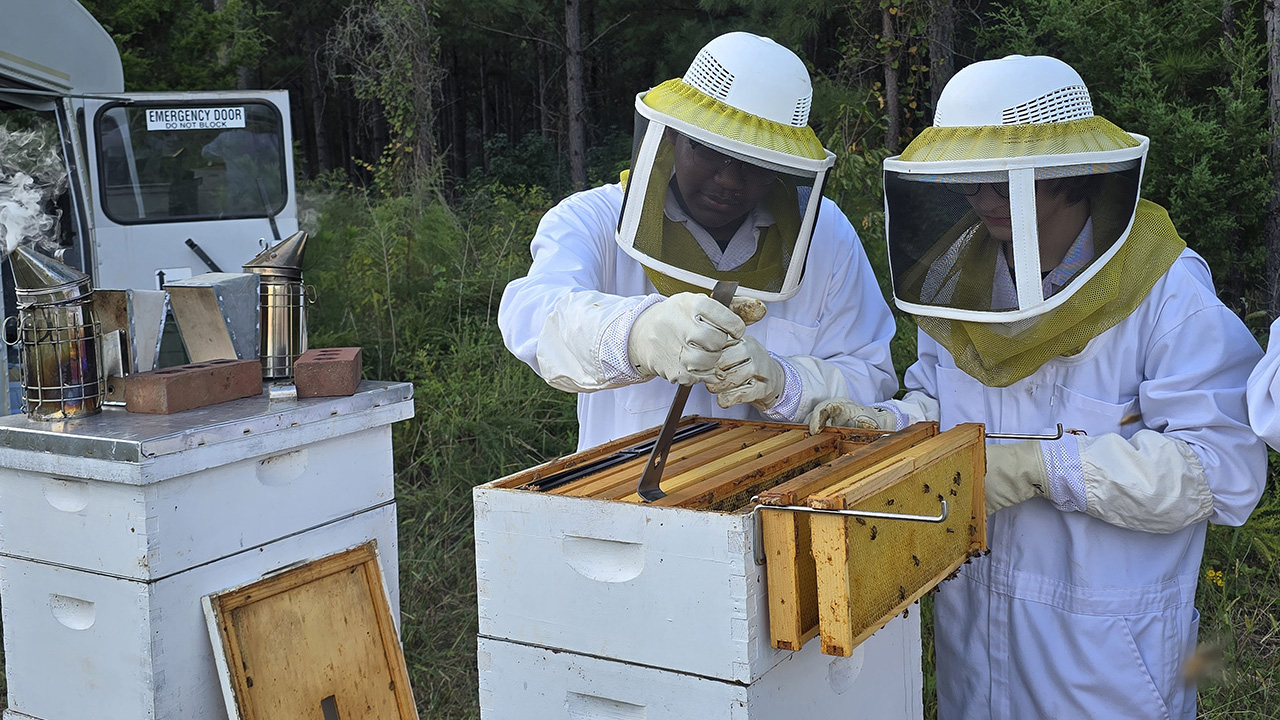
[125,358,263,414]
[294,347,363,398]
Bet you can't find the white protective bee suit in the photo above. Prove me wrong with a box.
[886,249,1264,718]
[811,55,1267,719]
[500,182,897,449]
[1246,316,1280,448]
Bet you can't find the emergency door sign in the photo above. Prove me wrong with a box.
[145,107,247,131]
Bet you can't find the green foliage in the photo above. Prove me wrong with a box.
[81,0,270,91]
[480,132,564,191]
[304,180,576,718]
[328,0,444,193]
[1195,471,1280,713]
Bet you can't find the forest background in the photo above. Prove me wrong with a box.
[6,0,1279,717]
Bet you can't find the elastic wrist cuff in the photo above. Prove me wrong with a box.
[760,354,802,421]
[1043,434,1086,513]
[871,402,907,431]
[600,294,663,383]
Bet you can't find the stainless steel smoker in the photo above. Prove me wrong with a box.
[5,244,104,420]
[242,230,309,379]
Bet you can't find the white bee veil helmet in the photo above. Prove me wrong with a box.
[883,55,1149,323]
[618,32,836,301]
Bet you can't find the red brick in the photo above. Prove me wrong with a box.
[125,358,263,414]
[294,347,362,398]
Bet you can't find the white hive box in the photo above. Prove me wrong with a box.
[474,418,925,719]
[474,489,921,708]
[0,381,414,720]
[1,507,397,720]
[478,622,921,720]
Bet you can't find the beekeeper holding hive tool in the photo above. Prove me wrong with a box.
[809,54,1267,718]
[500,32,897,453]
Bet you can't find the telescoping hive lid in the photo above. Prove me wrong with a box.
[243,230,308,280]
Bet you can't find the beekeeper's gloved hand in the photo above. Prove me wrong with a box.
[707,335,786,410]
[806,398,898,434]
[628,292,746,385]
[984,440,1049,514]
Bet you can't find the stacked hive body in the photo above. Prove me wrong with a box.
[0,381,414,720]
[474,417,986,720]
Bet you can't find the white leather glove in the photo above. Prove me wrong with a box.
[984,440,1049,515]
[707,335,786,410]
[806,398,898,433]
[627,292,746,385]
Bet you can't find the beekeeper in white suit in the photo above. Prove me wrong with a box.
[1247,320,1280,447]
[499,32,897,450]
[810,55,1266,718]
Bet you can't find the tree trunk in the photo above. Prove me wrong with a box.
[305,28,331,175]
[1265,0,1280,319]
[882,7,901,153]
[450,49,468,183]
[565,0,589,188]
[927,0,956,118]
[506,53,518,140]
[1222,0,1236,52]
[1217,0,1245,309]
[537,43,551,139]
[342,88,358,178]
[480,55,492,173]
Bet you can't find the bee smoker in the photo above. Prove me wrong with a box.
[6,245,104,420]
[242,231,309,379]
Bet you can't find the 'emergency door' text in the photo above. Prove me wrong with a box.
[145,107,247,131]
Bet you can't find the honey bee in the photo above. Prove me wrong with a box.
[1182,643,1223,684]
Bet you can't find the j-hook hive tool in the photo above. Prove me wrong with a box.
[636,280,738,502]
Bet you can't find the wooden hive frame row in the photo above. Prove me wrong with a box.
[759,423,987,657]
[496,417,884,512]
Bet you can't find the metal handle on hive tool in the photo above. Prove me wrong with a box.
[985,423,1068,440]
[749,496,950,566]
[636,280,739,502]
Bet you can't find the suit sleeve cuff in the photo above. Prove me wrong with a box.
[760,354,802,421]
[870,402,908,431]
[599,294,663,384]
[1043,434,1086,513]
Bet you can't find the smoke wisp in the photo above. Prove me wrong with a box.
[0,123,68,256]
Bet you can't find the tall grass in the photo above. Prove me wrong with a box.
[303,181,576,718]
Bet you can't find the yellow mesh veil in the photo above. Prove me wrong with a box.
[900,116,1138,162]
[915,199,1185,386]
[642,79,827,162]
